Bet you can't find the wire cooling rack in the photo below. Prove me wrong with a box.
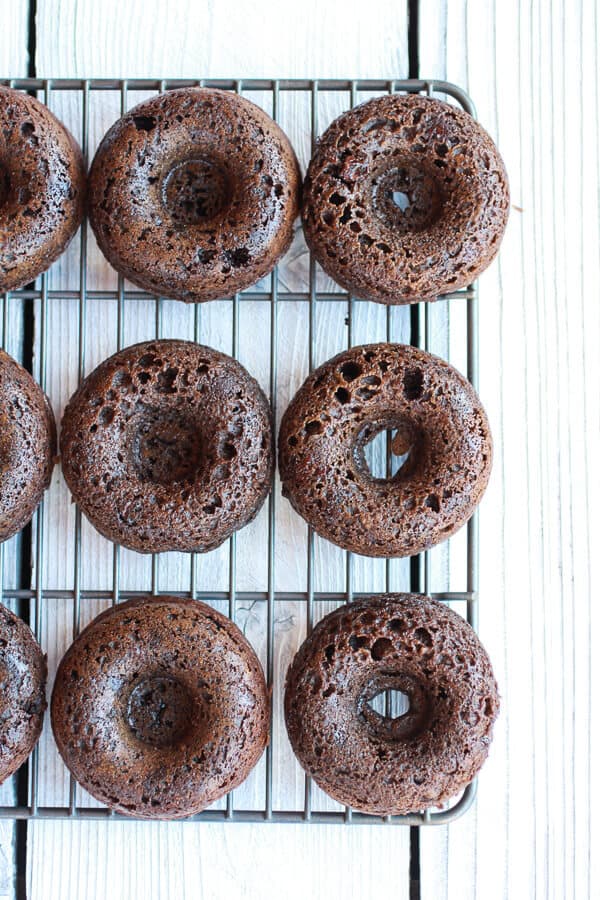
[0,77,479,824]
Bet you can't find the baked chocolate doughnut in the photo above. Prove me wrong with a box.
[0,348,56,542]
[51,597,269,818]
[0,86,86,292]
[285,594,499,815]
[60,339,273,553]
[302,93,509,304]
[0,603,47,783]
[278,343,492,557]
[88,87,301,302]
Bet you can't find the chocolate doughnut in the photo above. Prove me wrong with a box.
[60,339,273,554]
[0,348,56,542]
[0,86,86,292]
[285,594,499,815]
[302,93,509,304]
[0,603,47,783]
[51,597,269,818]
[88,87,301,303]
[278,343,492,557]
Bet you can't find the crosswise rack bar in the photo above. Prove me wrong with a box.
[0,77,478,825]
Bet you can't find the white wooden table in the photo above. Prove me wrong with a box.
[1,1,598,897]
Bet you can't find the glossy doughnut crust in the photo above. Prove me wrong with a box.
[60,340,273,553]
[0,87,86,293]
[285,595,499,816]
[88,87,301,302]
[278,343,492,557]
[51,597,269,819]
[0,349,56,542]
[0,604,47,784]
[302,93,509,304]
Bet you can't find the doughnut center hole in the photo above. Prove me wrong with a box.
[132,408,203,486]
[162,158,231,226]
[392,190,411,212]
[354,419,419,483]
[360,673,432,742]
[127,676,194,748]
[373,165,443,233]
[367,689,410,718]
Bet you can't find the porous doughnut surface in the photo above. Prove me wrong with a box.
[0,349,56,542]
[284,594,499,815]
[278,343,492,557]
[88,87,301,302]
[51,597,269,818]
[60,339,273,553]
[0,603,47,784]
[302,93,509,304]
[0,86,86,292]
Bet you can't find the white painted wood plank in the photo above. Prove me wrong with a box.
[35,0,407,79]
[27,819,414,900]
[0,3,32,897]
[0,4,28,76]
[29,1,413,897]
[419,1,599,899]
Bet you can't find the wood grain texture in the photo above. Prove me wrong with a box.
[35,0,408,79]
[27,819,413,900]
[0,4,29,75]
[419,1,599,898]
[26,2,417,898]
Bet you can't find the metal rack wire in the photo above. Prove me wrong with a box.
[0,77,479,824]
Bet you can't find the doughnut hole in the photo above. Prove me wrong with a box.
[367,688,410,718]
[359,672,432,742]
[126,676,196,748]
[353,417,422,482]
[131,407,204,487]
[162,158,232,227]
[372,164,443,234]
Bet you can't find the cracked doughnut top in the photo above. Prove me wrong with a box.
[60,339,273,554]
[278,343,492,557]
[88,87,301,302]
[0,86,86,293]
[302,93,509,304]
[0,603,47,784]
[0,348,56,543]
[51,596,269,818]
[284,594,499,816]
